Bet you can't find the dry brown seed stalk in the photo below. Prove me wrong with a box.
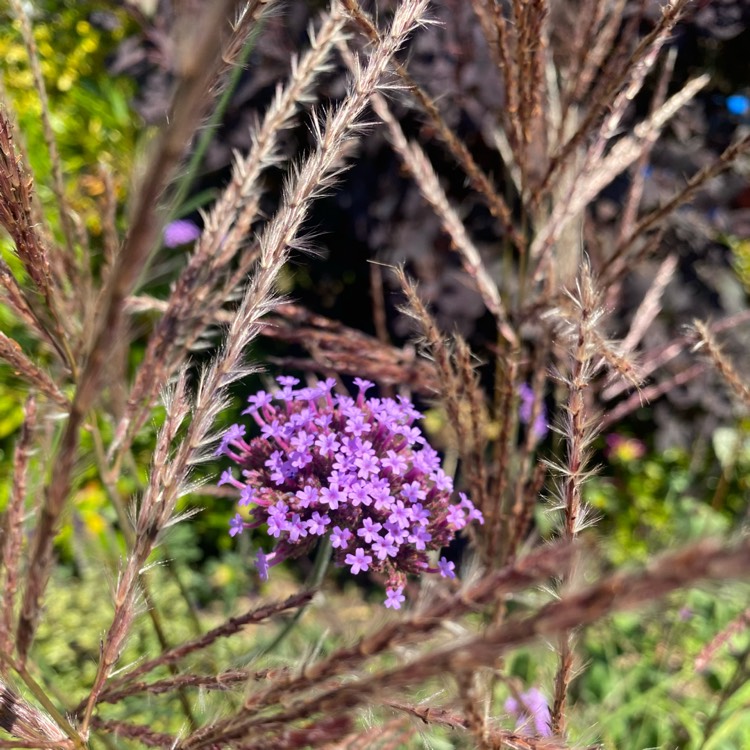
[395,268,493,553]
[538,0,691,198]
[79,372,192,734]
[88,717,176,748]
[7,0,77,276]
[96,668,285,706]
[343,0,524,251]
[691,320,750,408]
[95,4,429,718]
[364,78,514,341]
[606,133,750,281]
[0,334,69,409]
[16,0,245,663]
[695,605,750,672]
[260,303,440,393]
[0,677,73,749]
[0,397,36,656]
[0,112,51,301]
[530,73,708,267]
[115,4,348,459]
[95,591,313,704]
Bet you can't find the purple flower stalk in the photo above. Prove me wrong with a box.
[505,688,552,737]
[218,375,483,608]
[518,383,548,441]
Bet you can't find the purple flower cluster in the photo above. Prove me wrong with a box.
[217,376,483,608]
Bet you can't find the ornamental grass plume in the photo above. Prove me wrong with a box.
[217,375,483,607]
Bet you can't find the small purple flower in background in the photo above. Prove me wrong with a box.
[678,606,693,622]
[163,219,201,248]
[217,375,483,607]
[505,687,552,737]
[518,384,548,441]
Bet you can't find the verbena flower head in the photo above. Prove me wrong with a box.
[217,375,483,608]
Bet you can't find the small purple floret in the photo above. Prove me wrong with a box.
[438,556,456,579]
[384,586,406,609]
[229,514,244,537]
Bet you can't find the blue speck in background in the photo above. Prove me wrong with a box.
[726,94,749,117]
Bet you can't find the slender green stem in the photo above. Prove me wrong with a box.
[253,538,333,660]
[168,21,264,218]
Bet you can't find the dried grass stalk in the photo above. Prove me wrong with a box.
[114,4,349,458]
[16,0,245,663]
[691,320,750,408]
[0,397,36,656]
[0,334,69,409]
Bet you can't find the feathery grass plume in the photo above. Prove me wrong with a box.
[87,717,176,748]
[7,0,77,278]
[0,677,74,750]
[614,46,677,251]
[0,258,40,335]
[690,320,750,409]
[0,334,69,409]
[177,541,575,748]
[359,73,516,345]
[0,112,51,303]
[80,0,430,739]
[0,111,73,369]
[113,3,348,460]
[93,591,313,703]
[78,371,191,735]
[544,261,608,735]
[530,74,709,268]
[92,669,283,707]
[15,0,244,663]
[602,309,750,404]
[388,698,579,749]
[242,541,574,717]
[469,0,521,160]
[604,131,750,284]
[343,0,524,251]
[395,267,495,559]
[619,253,678,355]
[0,397,35,657]
[695,604,750,674]
[455,670,490,749]
[538,0,691,200]
[257,302,441,392]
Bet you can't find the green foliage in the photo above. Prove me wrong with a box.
[585,442,733,565]
[0,3,138,233]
